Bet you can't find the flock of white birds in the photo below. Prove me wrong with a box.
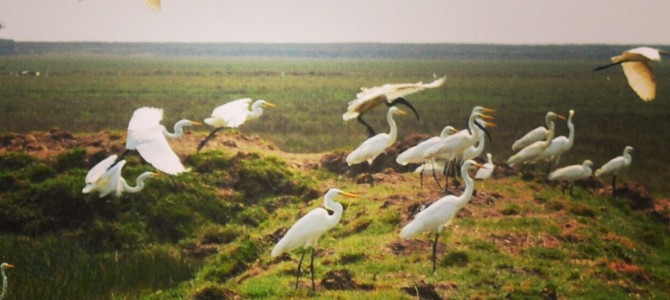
[1,45,663,296]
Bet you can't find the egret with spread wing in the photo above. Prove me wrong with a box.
[83,155,159,198]
[343,76,445,137]
[271,188,359,292]
[198,98,275,151]
[594,47,669,101]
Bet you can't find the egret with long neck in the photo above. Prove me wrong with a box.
[1,263,14,300]
[198,99,275,151]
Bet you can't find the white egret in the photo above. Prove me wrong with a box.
[548,160,593,196]
[475,153,495,180]
[594,47,669,101]
[397,125,458,188]
[271,188,359,292]
[342,76,446,137]
[144,0,160,11]
[512,111,558,152]
[507,112,565,174]
[83,155,159,198]
[346,107,406,185]
[1,263,14,300]
[400,160,483,273]
[595,146,633,195]
[414,160,447,188]
[538,109,575,175]
[122,107,200,175]
[198,98,275,151]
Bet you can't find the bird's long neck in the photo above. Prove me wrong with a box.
[1,268,7,300]
[567,115,575,146]
[467,115,481,145]
[122,172,154,193]
[248,102,264,120]
[543,121,556,147]
[324,200,344,229]
[387,111,399,145]
[623,150,632,165]
[163,120,187,139]
[457,166,476,208]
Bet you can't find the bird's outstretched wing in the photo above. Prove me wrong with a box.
[126,107,185,175]
[210,98,252,128]
[622,61,655,101]
[144,0,160,11]
[85,154,118,184]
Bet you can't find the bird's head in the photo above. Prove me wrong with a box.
[583,160,594,169]
[258,100,276,109]
[389,106,407,116]
[568,109,575,117]
[176,119,202,128]
[0,263,14,270]
[547,112,566,121]
[440,125,459,138]
[463,159,485,171]
[624,146,634,154]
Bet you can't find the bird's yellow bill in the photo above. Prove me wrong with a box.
[449,127,460,134]
[556,114,566,120]
[4,264,14,269]
[264,101,277,108]
[483,121,497,127]
[473,162,486,169]
[191,121,203,126]
[395,109,408,115]
[338,191,360,198]
[481,107,496,113]
[477,113,495,120]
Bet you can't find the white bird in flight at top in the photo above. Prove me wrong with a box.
[198,98,275,151]
[400,159,484,273]
[144,0,160,11]
[83,154,160,198]
[595,146,633,195]
[271,188,359,292]
[594,47,669,102]
[342,76,446,137]
[123,107,201,175]
[548,159,593,196]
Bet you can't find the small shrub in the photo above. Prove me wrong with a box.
[54,148,87,172]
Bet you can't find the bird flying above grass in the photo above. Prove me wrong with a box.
[594,47,669,101]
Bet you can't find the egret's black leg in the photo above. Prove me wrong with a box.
[430,161,443,190]
[197,127,225,152]
[569,183,575,197]
[545,161,553,177]
[611,175,617,196]
[356,115,376,138]
[388,97,420,121]
[561,183,567,195]
[310,247,316,292]
[295,250,306,289]
[432,231,440,273]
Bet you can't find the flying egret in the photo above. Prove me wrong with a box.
[346,107,407,185]
[507,112,565,174]
[120,107,200,175]
[538,109,575,175]
[271,188,359,292]
[512,111,559,152]
[548,160,593,196]
[197,98,275,151]
[83,155,160,198]
[400,160,483,273]
[475,153,495,180]
[342,76,446,137]
[595,146,633,195]
[1,263,14,300]
[144,0,160,11]
[594,47,669,101]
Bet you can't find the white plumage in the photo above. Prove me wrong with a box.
[423,106,495,162]
[594,47,669,101]
[198,99,275,151]
[346,107,406,166]
[595,146,633,194]
[82,155,158,198]
[539,109,575,170]
[548,160,593,196]
[507,112,565,168]
[396,126,456,166]
[475,153,495,180]
[512,111,557,152]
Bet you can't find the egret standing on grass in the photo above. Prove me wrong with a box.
[271,188,359,292]
[83,155,160,198]
[346,107,406,185]
[512,111,559,152]
[548,160,594,196]
[118,107,200,175]
[400,160,484,273]
[342,76,446,137]
[595,146,633,195]
[507,112,565,175]
[475,152,495,180]
[396,125,458,188]
[594,47,669,101]
[198,98,275,151]
[1,263,14,300]
[539,109,575,175]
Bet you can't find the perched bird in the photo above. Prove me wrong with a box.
[475,152,495,180]
[346,107,406,185]
[595,146,634,195]
[507,112,565,174]
[121,107,200,175]
[538,109,575,175]
[548,160,594,196]
[342,76,446,137]
[594,47,669,101]
[271,188,359,292]
[83,155,159,198]
[144,0,160,11]
[512,111,559,152]
[400,160,483,273]
[1,263,14,300]
[198,98,275,151]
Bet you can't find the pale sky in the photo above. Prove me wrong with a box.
[0,0,669,44]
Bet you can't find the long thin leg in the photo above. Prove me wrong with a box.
[432,231,440,273]
[107,149,131,171]
[611,175,617,196]
[368,162,375,187]
[356,115,376,138]
[429,161,443,189]
[295,250,306,289]
[310,247,316,292]
[569,183,575,197]
[197,127,225,152]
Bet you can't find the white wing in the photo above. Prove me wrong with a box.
[512,127,548,151]
[271,208,332,257]
[622,61,655,101]
[208,98,252,128]
[126,107,185,175]
[475,163,494,179]
[144,0,160,11]
[85,154,118,184]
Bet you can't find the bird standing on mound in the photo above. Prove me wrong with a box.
[508,112,565,175]
[119,107,200,175]
[342,76,446,137]
[400,160,484,273]
[475,152,495,180]
[595,146,633,195]
[271,188,359,292]
[548,160,594,196]
[198,98,275,152]
[539,109,575,175]
[83,155,160,198]
[594,47,669,101]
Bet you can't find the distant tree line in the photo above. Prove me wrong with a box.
[0,39,16,55]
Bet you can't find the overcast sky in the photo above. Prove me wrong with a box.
[0,0,669,44]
